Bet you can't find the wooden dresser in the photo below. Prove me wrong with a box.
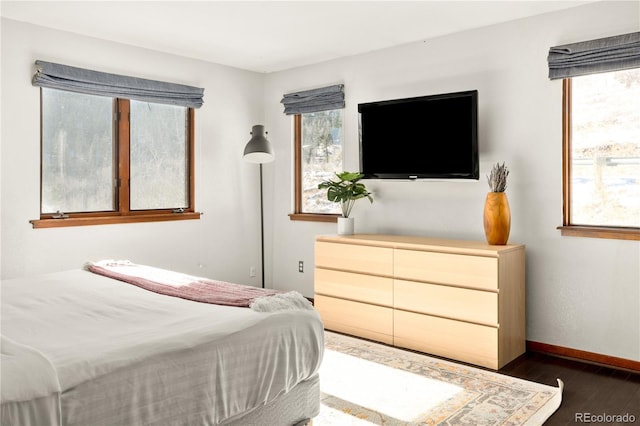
[314,234,525,369]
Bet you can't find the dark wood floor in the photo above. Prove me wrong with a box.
[499,352,640,425]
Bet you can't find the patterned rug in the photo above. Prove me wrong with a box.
[317,331,563,425]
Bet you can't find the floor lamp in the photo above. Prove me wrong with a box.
[243,125,274,288]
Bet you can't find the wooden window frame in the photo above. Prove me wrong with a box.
[558,78,639,241]
[31,96,200,229]
[288,114,339,223]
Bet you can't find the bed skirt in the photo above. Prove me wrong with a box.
[224,373,320,425]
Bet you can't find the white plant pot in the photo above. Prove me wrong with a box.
[337,217,354,235]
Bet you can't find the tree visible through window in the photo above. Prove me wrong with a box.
[563,68,640,239]
[292,110,343,219]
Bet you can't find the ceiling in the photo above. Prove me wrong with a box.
[1,1,592,73]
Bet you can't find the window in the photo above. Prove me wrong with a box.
[32,88,198,228]
[290,109,344,221]
[41,89,115,214]
[129,100,189,210]
[561,68,640,240]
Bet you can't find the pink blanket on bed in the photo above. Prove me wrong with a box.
[87,261,281,308]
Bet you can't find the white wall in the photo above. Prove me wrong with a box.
[2,2,638,362]
[1,18,268,287]
[263,1,640,361]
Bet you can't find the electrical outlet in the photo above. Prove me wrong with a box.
[249,266,256,277]
[298,261,304,273]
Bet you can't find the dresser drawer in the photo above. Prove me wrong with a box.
[394,310,499,369]
[315,241,393,276]
[394,279,498,326]
[315,268,393,307]
[394,249,498,290]
[315,295,393,344]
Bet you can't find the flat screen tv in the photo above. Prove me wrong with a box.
[358,90,479,180]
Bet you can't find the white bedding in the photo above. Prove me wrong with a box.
[1,269,324,425]
[0,336,61,426]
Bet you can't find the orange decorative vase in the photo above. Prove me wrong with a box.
[483,192,510,245]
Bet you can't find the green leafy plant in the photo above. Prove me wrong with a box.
[318,171,373,218]
[487,162,509,192]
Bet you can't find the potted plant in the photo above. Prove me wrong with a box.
[483,162,510,245]
[318,171,373,235]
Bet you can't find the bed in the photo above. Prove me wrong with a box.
[0,264,324,425]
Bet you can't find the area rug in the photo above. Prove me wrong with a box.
[317,331,563,425]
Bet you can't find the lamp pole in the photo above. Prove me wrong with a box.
[243,125,274,289]
[258,163,265,288]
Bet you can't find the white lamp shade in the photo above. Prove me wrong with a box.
[243,125,274,163]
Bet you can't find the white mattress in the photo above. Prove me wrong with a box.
[1,269,324,425]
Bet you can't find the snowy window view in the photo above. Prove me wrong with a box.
[301,110,343,214]
[130,101,188,210]
[41,88,115,213]
[41,89,191,216]
[570,68,640,228]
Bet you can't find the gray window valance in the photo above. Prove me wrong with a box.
[32,60,204,108]
[281,84,344,115]
[548,32,640,80]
